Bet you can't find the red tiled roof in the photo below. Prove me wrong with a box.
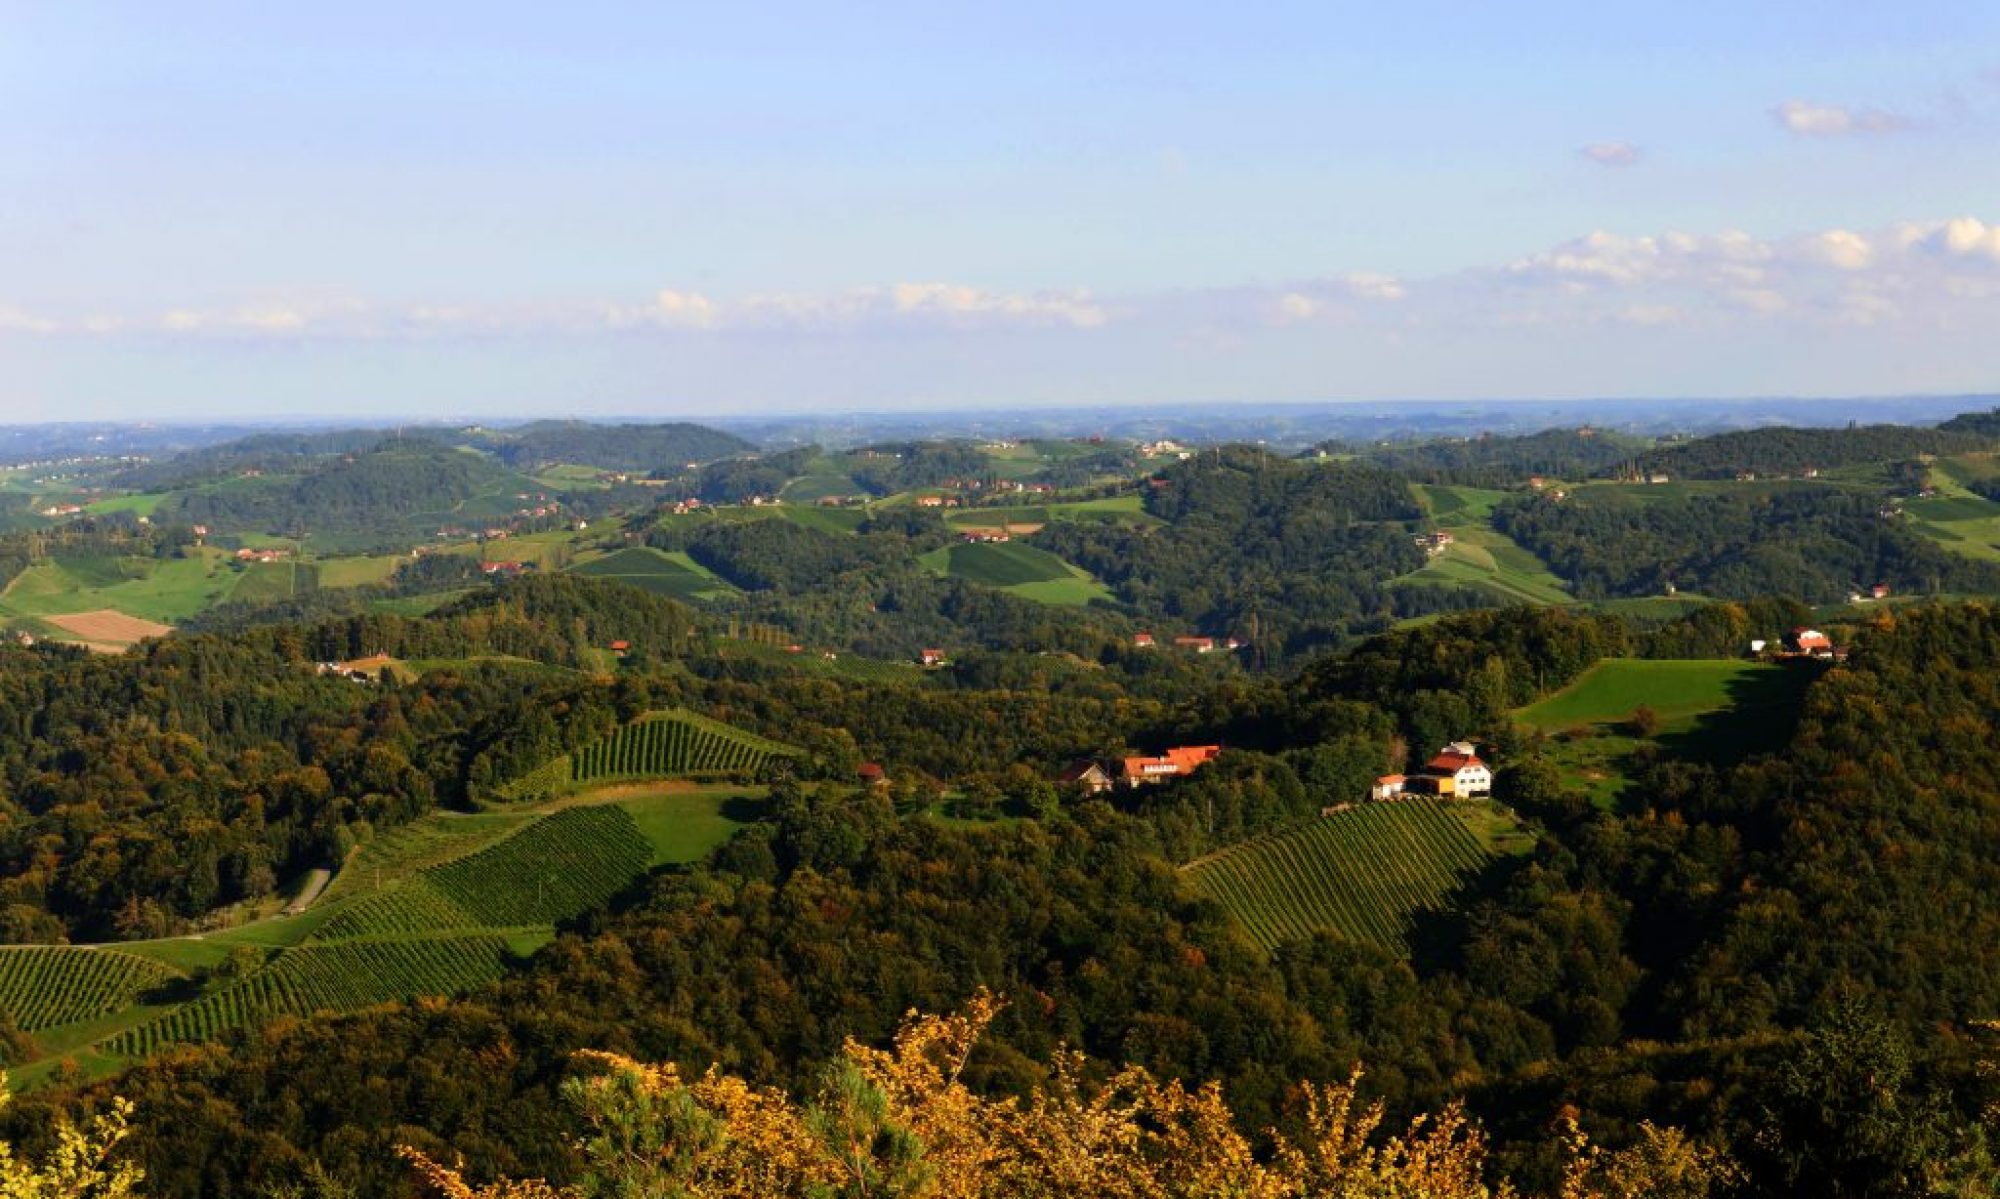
[1424,752,1487,773]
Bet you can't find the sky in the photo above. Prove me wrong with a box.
[2,1,1998,421]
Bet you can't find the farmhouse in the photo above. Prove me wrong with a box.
[857,762,889,788]
[1371,774,1406,801]
[1786,627,1832,654]
[1415,531,1455,557]
[1059,760,1115,794]
[919,648,948,667]
[1133,631,1156,649]
[1174,635,1217,653]
[1408,742,1491,798]
[1119,744,1221,787]
[482,560,530,577]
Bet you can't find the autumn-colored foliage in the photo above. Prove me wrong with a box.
[0,1073,144,1198]
[406,994,1733,1199]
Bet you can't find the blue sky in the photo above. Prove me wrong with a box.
[3,1,1998,420]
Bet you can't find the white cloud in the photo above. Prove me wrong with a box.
[8,218,2000,349]
[607,289,719,330]
[1773,100,1911,136]
[1580,141,1643,167]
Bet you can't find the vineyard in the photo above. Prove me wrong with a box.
[314,807,651,939]
[569,708,800,783]
[426,806,653,925]
[0,946,175,1031]
[1182,798,1493,953]
[496,708,801,802]
[109,934,517,1056]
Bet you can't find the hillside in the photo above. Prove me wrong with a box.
[1182,798,1521,953]
[0,783,763,1079]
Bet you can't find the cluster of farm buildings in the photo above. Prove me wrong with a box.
[1751,627,1848,662]
[1058,745,1224,793]
[1369,742,1493,803]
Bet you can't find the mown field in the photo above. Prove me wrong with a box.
[1514,658,1772,731]
[1183,798,1516,953]
[1515,658,1812,808]
[0,547,239,625]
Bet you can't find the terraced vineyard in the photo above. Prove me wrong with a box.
[108,935,517,1056]
[0,946,176,1031]
[1183,799,1493,953]
[568,708,800,785]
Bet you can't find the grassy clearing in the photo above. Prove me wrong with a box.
[1516,659,1775,731]
[1516,658,1814,808]
[1416,484,1508,522]
[605,784,765,866]
[778,505,872,535]
[780,473,870,503]
[315,554,404,589]
[83,493,165,517]
[0,547,239,624]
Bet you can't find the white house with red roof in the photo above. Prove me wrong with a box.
[1413,741,1491,797]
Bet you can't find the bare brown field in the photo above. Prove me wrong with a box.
[45,609,173,646]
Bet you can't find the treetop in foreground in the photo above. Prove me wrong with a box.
[406,994,1736,1199]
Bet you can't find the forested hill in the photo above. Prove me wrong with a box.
[111,420,753,492]
[109,429,449,491]
[468,420,753,472]
[1493,485,2000,601]
[1352,428,1640,486]
[151,442,519,541]
[1036,446,1433,652]
[1628,423,1992,479]
[15,602,2000,1194]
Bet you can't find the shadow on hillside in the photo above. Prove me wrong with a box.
[1405,851,1541,976]
[1653,660,1822,769]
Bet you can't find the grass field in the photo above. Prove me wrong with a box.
[1183,798,1519,954]
[1516,659,1772,731]
[1515,658,1813,807]
[569,546,738,602]
[0,547,239,625]
[1904,485,2000,564]
[1415,484,1509,522]
[314,553,404,589]
[83,493,166,518]
[777,505,872,535]
[941,494,1157,530]
[780,472,871,503]
[917,541,1113,605]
